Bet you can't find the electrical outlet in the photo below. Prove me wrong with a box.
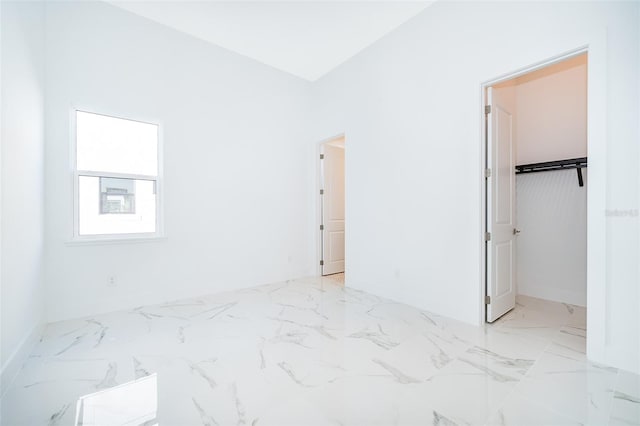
[107,276,117,287]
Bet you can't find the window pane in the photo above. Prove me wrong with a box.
[79,176,156,235]
[77,111,158,176]
[100,177,137,214]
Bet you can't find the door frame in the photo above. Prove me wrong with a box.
[479,35,608,363]
[316,133,345,277]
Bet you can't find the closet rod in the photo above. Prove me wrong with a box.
[515,157,587,187]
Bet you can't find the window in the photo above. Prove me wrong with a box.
[74,110,161,239]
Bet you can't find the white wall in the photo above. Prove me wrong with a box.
[514,62,588,306]
[516,63,587,164]
[516,170,587,306]
[0,0,46,394]
[44,1,314,322]
[311,1,639,373]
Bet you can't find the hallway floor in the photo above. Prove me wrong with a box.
[1,277,638,425]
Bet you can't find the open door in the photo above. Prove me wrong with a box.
[486,87,516,322]
[321,141,345,275]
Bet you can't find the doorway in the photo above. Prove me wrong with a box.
[483,53,588,325]
[319,136,345,277]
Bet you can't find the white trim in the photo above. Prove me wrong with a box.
[77,170,157,181]
[479,35,608,366]
[66,235,167,246]
[75,108,160,127]
[155,122,165,240]
[0,322,44,398]
[584,31,608,362]
[482,47,589,88]
[0,2,4,414]
[70,108,165,242]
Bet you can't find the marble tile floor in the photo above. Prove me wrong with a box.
[324,273,345,285]
[1,276,638,426]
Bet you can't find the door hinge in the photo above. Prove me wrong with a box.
[320,260,324,266]
[320,154,324,160]
[485,232,491,242]
[485,295,491,305]
[485,105,491,115]
[320,224,324,231]
[484,168,491,178]
[320,189,324,195]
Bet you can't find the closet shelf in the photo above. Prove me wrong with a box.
[515,157,587,187]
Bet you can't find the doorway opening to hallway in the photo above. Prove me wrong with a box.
[318,135,345,279]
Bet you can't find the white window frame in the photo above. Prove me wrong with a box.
[70,108,165,244]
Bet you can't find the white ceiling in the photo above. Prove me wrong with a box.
[107,1,433,81]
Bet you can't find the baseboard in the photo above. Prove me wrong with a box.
[0,322,44,398]
[518,285,586,307]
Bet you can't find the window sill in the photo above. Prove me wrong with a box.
[65,235,167,247]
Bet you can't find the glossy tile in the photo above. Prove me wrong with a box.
[486,393,582,426]
[515,351,618,425]
[610,369,640,426]
[1,278,637,426]
[418,357,521,425]
[546,325,587,362]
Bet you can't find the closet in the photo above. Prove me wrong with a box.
[496,53,588,308]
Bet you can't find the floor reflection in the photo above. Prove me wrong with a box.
[75,373,157,426]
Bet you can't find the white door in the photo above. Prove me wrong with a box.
[486,87,516,322]
[321,143,345,275]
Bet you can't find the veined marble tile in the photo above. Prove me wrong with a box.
[609,369,640,426]
[492,307,567,341]
[417,357,522,425]
[515,351,618,425]
[1,277,638,426]
[516,295,585,318]
[256,393,336,426]
[564,308,587,329]
[486,392,582,426]
[458,344,537,382]
[546,325,587,362]
[324,272,345,286]
[1,354,135,426]
[303,374,437,426]
[374,331,469,382]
